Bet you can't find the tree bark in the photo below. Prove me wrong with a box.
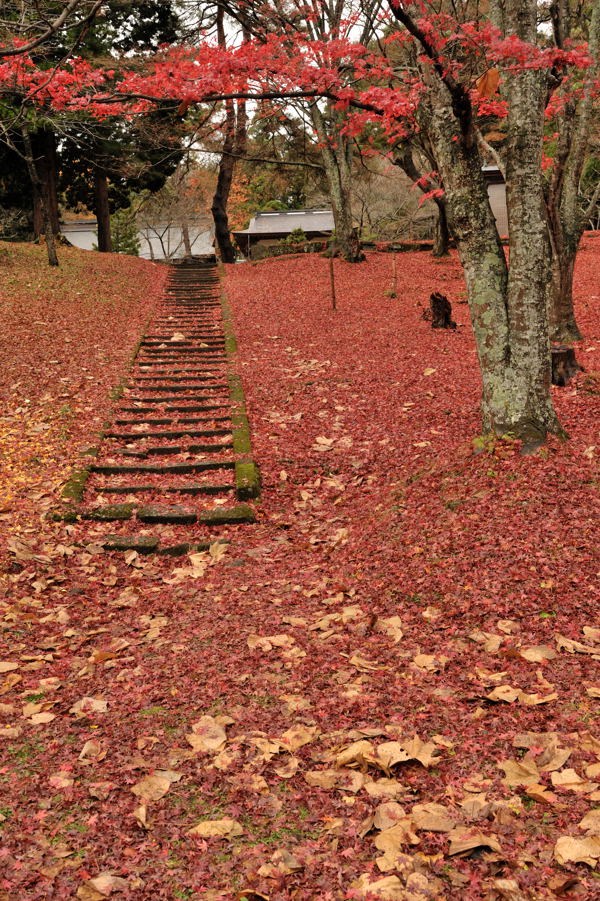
[211,9,245,264]
[21,126,59,267]
[31,128,60,238]
[182,221,192,258]
[400,0,560,443]
[311,105,364,262]
[544,0,600,342]
[432,199,450,256]
[94,170,112,253]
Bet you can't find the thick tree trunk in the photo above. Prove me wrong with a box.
[94,171,112,253]
[415,0,559,443]
[432,200,450,257]
[548,231,581,342]
[31,129,60,238]
[21,127,59,267]
[544,0,600,341]
[311,106,364,262]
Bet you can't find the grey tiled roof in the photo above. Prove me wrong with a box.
[234,209,334,235]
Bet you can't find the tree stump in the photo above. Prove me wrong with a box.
[427,292,456,329]
[551,344,582,386]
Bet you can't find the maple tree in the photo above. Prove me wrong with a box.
[1,1,599,430]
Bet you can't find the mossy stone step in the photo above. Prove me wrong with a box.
[137,504,197,524]
[111,442,233,457]
[107,428,232,440]
[103,534,160,553]
[99,484,234,496]
[91,461,235,475]
[199,504,256,525]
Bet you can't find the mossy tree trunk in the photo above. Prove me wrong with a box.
[311,104,364,263]
[393,0,560,443]
[544,0,600,343]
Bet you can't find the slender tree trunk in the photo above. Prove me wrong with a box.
[31,129,60,238]
[182,222,192,258]
[432,199,450,256]
[211,8,244,264]
[94,170,112,253]
[311,105,364,262]
[21,126,59,267]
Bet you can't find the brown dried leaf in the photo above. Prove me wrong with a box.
[412,802,457,832]
[69,697,108,718]
[364,778,407,799]
[186,716,227,753]
[131,770,181,803]
[498,757,540,787]
[551,769,599,794]
[372,801,407,831]
[519,645,557,663]
[187,817,243,838]
[486,685,520,703]
[280,723,319,751]
[351,874,405,900]
[554,835,600,866]
[448,826,502,856]
[579,810,600,835]
[373,821,420,852]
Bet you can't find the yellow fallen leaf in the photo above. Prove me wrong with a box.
[423,368,436,376]
[187,818,243,838]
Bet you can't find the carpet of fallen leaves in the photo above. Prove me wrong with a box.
[2,238,600,900]
[0,241,166,555]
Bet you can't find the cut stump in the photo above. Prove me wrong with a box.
[426,292,456,329]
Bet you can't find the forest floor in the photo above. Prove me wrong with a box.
[1,238,600,900]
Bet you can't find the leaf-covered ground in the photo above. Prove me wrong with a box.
[2,239,600,900]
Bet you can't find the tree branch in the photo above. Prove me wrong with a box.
[0,0,104,57]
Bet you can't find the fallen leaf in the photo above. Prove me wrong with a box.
[412,802,457,832]
[448,826,502,856]
[70,697,108,718]
[186,716,227,753]
[188,818,243,838]
[554,835,600,866]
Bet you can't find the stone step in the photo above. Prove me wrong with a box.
[97,484,234,496]
[107,428,232,440]
[91,461,235,475]
[108,442,233,457]
[78,502,255,525]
